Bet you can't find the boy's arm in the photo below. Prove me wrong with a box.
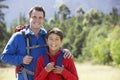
[62,59,79,80]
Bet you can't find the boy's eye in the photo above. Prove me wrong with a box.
[56,38,59,40]
[48,38,53,40]
[50,38,53,40]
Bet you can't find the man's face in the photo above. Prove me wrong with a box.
[29,10,44,29]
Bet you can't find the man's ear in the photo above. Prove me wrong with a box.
[28,15,31,20]
[28,16,30,20]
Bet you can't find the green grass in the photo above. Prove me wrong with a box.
[0,62,120,80]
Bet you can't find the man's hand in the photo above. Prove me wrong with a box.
[62,49,73,59]
[53,65,64,74]
[23,55,33,64]
[45,62,55,72]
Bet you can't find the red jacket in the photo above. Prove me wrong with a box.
[34,50,79,80]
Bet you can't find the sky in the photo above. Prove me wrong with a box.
[2,0,120,27]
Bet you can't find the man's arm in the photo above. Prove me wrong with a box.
[0,33,24,66]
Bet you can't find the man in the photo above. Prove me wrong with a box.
[0,5,72,80]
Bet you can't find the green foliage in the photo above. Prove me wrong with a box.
[75,7,85,22]
[58,3,70,20]
[109,7,119,26]
[8,13,28,34]
[62,38,72,50]
[83,9,103,26]
[92,38,111,64]
[111,26,120,65]
[0,1,9,54]
[82,24,111,61]
[111,39,120,64]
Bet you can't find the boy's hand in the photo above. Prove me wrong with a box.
[45,62,55,72]
[53,65,64,74]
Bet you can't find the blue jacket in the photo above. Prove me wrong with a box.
[0,25,47,80]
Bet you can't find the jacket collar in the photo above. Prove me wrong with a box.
[25,25,47,36]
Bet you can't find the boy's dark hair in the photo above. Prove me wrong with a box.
[28,5,45,17]
[46,27,64,40]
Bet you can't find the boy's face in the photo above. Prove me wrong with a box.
[46,33,62,54]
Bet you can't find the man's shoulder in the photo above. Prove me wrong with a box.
[41,27,47,34]
[11,31,26,42]
[14,31,25,37]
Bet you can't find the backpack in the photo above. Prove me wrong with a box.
[15,25,31,75]
[15,25,26,32]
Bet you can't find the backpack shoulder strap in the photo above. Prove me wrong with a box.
[43,53,49,66]
[43,51,64,67]
[43,51,64,80]
[56,52,64,67]
[56,51,64,80]
[21,31,31,55]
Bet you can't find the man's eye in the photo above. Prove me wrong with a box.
[32,16,36,19]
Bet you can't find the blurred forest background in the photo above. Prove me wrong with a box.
[0,0,120,68]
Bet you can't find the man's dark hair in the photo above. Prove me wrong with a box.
[28,5,45,17]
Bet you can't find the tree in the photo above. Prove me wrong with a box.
[109,7,119,26]
[83,9,102,26]
[0,0,9,66]
[58,3,70,20]
[75,7,85,22]
[9,13,28,34]
[0,0,8,45]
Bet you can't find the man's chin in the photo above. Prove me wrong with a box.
[34,27,41,29]
[33,26,41,28]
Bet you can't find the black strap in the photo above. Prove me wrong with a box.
[22,31,31,55]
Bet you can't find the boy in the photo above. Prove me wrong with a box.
[34,27,79,80]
